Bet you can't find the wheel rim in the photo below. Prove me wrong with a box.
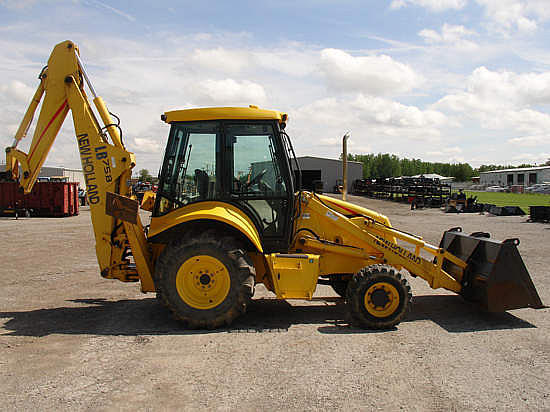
[175,255,231,310]
[364,282,400,318]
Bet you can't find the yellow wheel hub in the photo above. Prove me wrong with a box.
[364,282,400,318]
[175,255,231,310]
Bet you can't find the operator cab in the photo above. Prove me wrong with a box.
[154,106,295,252]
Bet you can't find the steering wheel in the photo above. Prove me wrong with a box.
[246,169,267,188]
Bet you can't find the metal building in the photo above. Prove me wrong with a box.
[0,163,84,187]
[294,156,363,193]
[480,166,550,187]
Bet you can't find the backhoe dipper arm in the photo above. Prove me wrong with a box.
[4,40,154,291]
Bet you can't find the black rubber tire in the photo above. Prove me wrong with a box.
[346,265,412,330]
[329,279,349,298]
[155,232,255,329]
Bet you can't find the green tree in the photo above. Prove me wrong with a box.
[138,169,153,182]
[348,152,476,181]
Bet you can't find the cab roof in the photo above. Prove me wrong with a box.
[162,105,288,124]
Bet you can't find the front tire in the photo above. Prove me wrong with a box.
[156,232,255,329]
[347,265,412,329]
[329,279,350,297]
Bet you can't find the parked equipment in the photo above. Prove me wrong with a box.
[529,206,550,222]
[1,41,543,329]
[0,181,79,217]
[487,205,525,216]
[333,179,343,194]
[353,177,450,208]
[444,189,481,213]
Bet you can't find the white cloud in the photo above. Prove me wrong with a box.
[393,0,549,35]
[190,46,318,78]
[132,137,162,153]
[508,135,547,147]
[428,146,463,154]
[510,152,550,164]
[435,67,550,158]
[0,80,37,144]
[390,0,467,11]
[319,49,422,96]
[426,146,464,161]
[291,94,452,159]
[191,48,250,75]
[193,78,267,106]
[437,66,550,110]
[0,80,35,104]
[419,24,478,50]
[319,137,339,145]
[475,0,550,34]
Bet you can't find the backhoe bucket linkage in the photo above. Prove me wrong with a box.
[439,228,543,312]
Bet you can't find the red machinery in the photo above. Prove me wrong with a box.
[0,181,79,217]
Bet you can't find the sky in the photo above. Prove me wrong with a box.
[1,0,550,174]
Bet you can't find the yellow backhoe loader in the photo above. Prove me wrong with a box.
[2,41,543,329]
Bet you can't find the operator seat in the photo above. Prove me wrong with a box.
[194,169,209,199]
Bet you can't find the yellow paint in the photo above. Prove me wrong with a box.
[248,252,273,292]
[140,190,155,212]
[149,201,263,252]
[163,106,287,124]
[266,254,320,299]
[123,215,155,292]
[292,192,463,293]
[4,40,154,290]
[364,282,400,318]
[317,194,392,227]
[176,255,231,309]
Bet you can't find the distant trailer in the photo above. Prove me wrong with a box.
[0,181,80,217]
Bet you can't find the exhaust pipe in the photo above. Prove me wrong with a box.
[439,228,543,312]
[342,132,350,201]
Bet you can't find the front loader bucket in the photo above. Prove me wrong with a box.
[439,228,543,312]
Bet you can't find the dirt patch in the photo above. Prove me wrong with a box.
[1,197,548,410]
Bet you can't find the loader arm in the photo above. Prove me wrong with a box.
[3,40,155,291]
[293,192,463,291]
[293,192,542,311]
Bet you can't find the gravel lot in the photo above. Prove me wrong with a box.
[1,194,548,411]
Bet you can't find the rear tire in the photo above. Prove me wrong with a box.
[347,265,412,329]
[156,232,255,329]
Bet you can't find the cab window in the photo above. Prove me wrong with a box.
[227,123,288,235]
[156,122,220,216]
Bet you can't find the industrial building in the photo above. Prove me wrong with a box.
[37,166,85,187]
[0,163,84,187]
[294,156,363,193]
[479,166,550,187]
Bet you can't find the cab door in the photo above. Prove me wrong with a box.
[224,121,294,252]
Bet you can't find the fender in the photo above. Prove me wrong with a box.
[148,201,263,252]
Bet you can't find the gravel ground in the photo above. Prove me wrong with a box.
[0,194,548,411]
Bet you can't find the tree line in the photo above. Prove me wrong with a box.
[347,153,550,182]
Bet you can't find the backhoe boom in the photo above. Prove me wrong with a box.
[3,41,154,291]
